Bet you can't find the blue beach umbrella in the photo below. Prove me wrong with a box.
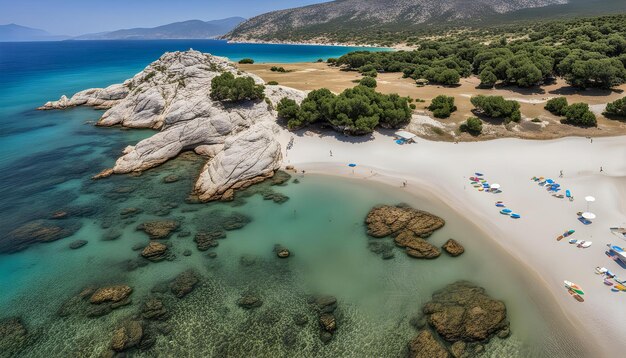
[348,163,357,167]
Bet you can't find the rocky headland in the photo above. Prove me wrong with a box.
[39,50,306,201]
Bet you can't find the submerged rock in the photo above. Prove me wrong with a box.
[111,320,143,352]
[141,298,169,321]
[408,330,450,358]
[3,219,81,253]
[141,241,168,261]
[137,220,179,239]
[69,240,88,250]
[194,231,222,251]
[237,295,263,309]
[365,205,445,238]
[90,285,133,304]
[40,50,307,202]
[442,239,464,257]
[0,317,30,354]
[163,174,180,183]
[395,231,441,259]
[169,270,199,298]
[423,281,509,342]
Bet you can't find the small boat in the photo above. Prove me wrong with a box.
[500,209,512,215]
[564,281,584,295]
[615,284,626,291]
[569,239,579,244]
[595,267,608,275]
[611,288,619,292]
[578,241,592,248]
[556,235,564,241]
[510,213,521,219]
[496,203,505,207]
[604,279,614,286]
[475,172,483,176]
[478,188,484,192]
[566,190,571,197]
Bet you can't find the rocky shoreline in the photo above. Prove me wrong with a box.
[39,50,306,202]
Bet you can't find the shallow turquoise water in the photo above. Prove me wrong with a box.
[0,41,586,357]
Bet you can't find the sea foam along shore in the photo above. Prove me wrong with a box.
[277,129,626,358]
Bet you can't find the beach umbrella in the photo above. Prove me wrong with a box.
[348,163,357,167]
[491,184,501,189]
[582,212,596,220]
[585,195,596,211]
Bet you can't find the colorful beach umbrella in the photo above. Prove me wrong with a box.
[582,212,596,220]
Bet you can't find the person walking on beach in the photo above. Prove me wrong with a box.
[330,150,333,157]
[600,166,603,172]
[559,170,563,178]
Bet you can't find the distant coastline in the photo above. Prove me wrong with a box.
[225,38,403,50]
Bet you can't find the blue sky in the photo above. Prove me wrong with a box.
[0,0,330,36]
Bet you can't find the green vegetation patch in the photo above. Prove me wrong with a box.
[210,72,265,102]
[470,95,521,123]
[277,85,411,135]
[428,95,457,119]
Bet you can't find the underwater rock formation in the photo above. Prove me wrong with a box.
[442,239,464,257]
[39,50,306,201]
[365,205,445,259]
[366,205,445,238]
[407,281,510,357]
[3,219,81,254]
[169,270,199,298]
[141,241,168,261]
[137,220,180,239]
[0,317,31,355]
[90,285,133,304]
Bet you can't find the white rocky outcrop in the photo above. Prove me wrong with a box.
[39,50,305,201]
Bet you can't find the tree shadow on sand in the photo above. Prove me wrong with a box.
[494,83,546,95]
[549,86,623,97]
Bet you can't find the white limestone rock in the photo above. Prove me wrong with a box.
[39,50,306,201]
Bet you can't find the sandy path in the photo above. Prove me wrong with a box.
[277,128,626,357]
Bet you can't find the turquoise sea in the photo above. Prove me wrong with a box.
[0,40,586,357]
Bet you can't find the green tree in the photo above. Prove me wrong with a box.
[428,95,457,118]
[470,95,521,123]
[545,97,569,115]
[210,72,265,102]
[479,69,498,88]
[460,117,483,135]
[238,58,254,64]
[360,76,377,88]
[563,103,597,126]
[605,97,626,117]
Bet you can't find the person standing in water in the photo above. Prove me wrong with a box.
[330,150,333,157]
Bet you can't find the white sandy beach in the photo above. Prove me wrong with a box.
[277,129,626,357]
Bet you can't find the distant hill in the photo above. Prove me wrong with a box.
[0,24,69,42]
[76,17,246,40]
[224,0,626,44]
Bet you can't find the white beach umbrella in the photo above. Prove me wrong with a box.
[582,212,596,220]
[585,196,596,202]
[491,183,501,189]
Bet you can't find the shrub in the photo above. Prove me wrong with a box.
[277,98,300,125]
[360,76,377,88]
[428,95,457,119]
[605,97,626,117]
[316,58,324,63]
[327,58,338,65]
[563,103,597,127]
[470,95,521,123]
[545,97,569,115]
[210,72,265,102]
[410,103,417,110]
[267,81,279,85]
[270,66,289,73]
[238,58,254,64]
[460,117,483,135]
